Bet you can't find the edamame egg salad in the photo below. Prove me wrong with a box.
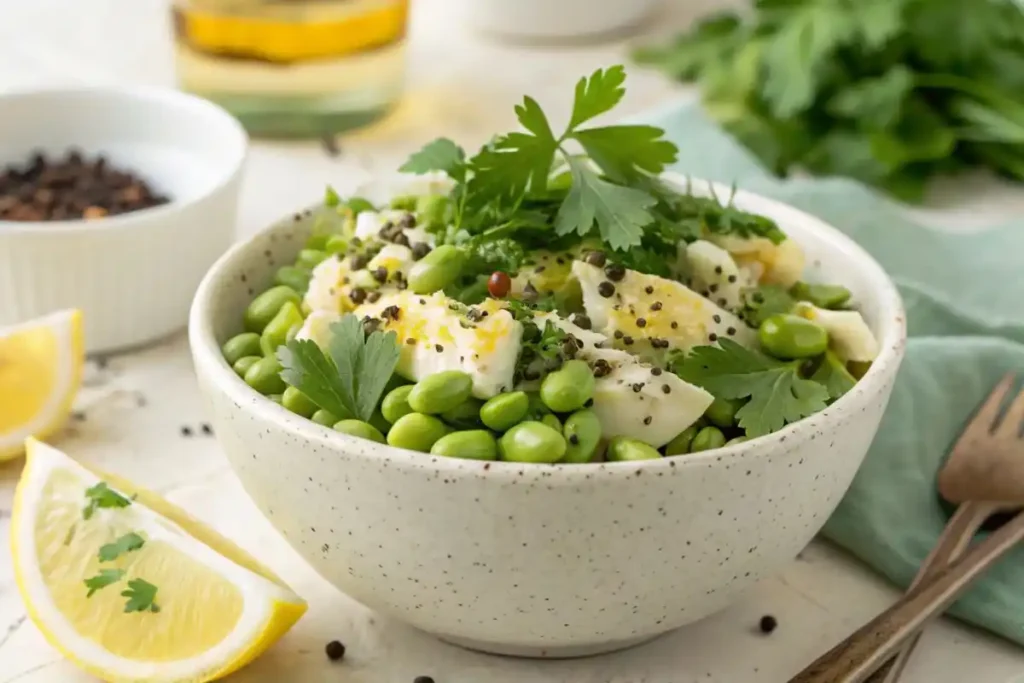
[223,65,880,464]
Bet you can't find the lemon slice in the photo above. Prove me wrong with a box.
[0,309,84,461]
[11,440,307,682]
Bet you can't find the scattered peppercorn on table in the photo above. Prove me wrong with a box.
[2,1,1024,681]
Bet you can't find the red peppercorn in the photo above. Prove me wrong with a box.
[488,271,511,298]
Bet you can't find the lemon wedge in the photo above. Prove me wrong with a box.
[0,309,84,461]
[11,439,307,682]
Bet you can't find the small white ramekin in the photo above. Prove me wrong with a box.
[0,87,247,354]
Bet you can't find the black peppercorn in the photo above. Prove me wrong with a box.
[325,640,346,660]
[759,615,777,634]
[597,281,615,298]
[584,250,607,267]
[603,263,626,281]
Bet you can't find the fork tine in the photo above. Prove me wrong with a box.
[968,373,1016,434]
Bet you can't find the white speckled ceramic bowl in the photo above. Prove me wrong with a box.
[189,176,906,658]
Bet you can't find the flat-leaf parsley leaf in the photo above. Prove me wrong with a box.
[84,568,125,598]
[98,532,145,562]
[82,482,131,521]
[122,578,160,614]
[279,314,400,422]
[674,339,828,437]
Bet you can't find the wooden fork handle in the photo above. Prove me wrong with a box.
[865,503,996,683]
[789,508,1024,683]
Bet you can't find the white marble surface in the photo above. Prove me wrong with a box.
[2,1,1024,681]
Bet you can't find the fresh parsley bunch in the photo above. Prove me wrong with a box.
[400,65,788,285]
[634,0,1024,201]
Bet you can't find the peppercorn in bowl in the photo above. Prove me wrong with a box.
[0,87,247,353]
[190,65,905,658]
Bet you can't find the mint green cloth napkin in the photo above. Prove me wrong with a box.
[643,101,1024,645]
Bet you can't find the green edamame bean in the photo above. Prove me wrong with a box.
[345,197,375,215]
[260,301,305,356]
[499,421,567,464]
[562,409,602,464]
[431,430,498,461]
[267,393,283,404]
[381,385,415,424]
[758,314,829,360]
[664,423,701,456]
[333,419,385,443]
[325,234,349,254]
[416,194,448,227]
[387,413,449,452]
[791,282,851,309]
[690,426,727,453]
[407,370,473,414]
[311,409,339,427]
[222,332,262,365]
[281,386,317,418]
[244,356,286,395]
[407,245,465,294]
[245,286,301,333]
[305,233,330,251]
[232,355,261,378]
[440,397,484,429]
[704,397,742,429]
[274,266,311,294]
[541,413,562,432]
[725,436,748,446]
[296,249,328,270]
[480,391,529,431]
[389,194,417,210]
[607,436,661,461]
[540,359,595,413]
[369,410,391,437]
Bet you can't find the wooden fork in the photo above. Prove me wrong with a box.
[865,374,1024,683]
[790,374,1024,683]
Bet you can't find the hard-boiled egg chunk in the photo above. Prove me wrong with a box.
[794,302,879,362]
[573,261,755,364]
[683,240,755,311]
[708,234,805,288]
[353,210,414,241]
[355,292,522,399]
[534,313,713,447]
[304,254,353,314]
[511,249,583,311]
[295,310,342,348]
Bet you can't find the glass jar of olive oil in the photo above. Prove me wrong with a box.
[172,0,408,137]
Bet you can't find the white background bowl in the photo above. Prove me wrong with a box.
[190,177,906,658]
[0,87,247,354]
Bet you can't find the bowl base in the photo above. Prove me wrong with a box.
[437,630,667,659]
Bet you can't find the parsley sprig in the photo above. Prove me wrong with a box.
[98,532,146,562]
[122,578,160,613]
[84,569,125,598]
[278,315,400,422]
[400,66,787,282]
[82,482,132,520]
[674,339,829,438]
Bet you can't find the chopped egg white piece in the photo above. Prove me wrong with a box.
[573,261,755,363]
[794,302,879,362]
[368,243,416,280]
[683,240,754,311]
[303,254,352,314]
[295,310,341,348]
[355,291,522,399]
[534,313,713,447]
[707,234,805,288]
[353,210,415,241]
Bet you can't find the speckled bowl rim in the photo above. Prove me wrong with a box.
[0,86,248,234]
[189,174,906,482]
